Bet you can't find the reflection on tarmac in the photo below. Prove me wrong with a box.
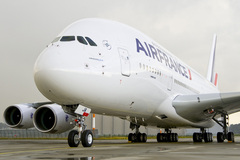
[1,138,240,160]
[39,158,95,160]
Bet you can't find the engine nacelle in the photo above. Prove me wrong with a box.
[33,104,76,134]
[4,104,36,129]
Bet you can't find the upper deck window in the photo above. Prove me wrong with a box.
[85,37,97,46]
[60,36,75,42]
[77,36,88,45]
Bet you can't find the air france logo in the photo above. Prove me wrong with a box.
[136,38,191,80]
[30,113,33,119]
[65,115,69,122]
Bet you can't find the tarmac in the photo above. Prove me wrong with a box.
[1,137,240,160]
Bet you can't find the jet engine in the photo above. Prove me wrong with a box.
[4,104,36,129]
[33,104,76,134]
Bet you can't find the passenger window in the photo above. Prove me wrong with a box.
[60,36,75,42]
[85,37,97,46]
[77,36,88,45]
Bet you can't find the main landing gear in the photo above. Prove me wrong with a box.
[193,113,235,143]
[193,128,213,142]
[213,113,234,142]
[157,129,178,142]
[128,123,147,143]
[68,115,93,147]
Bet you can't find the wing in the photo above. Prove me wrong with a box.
[172,92,240,122]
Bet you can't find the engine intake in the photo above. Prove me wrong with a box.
[4,104,36,129]
[33,104,76,134]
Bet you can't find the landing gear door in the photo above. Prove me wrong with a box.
[118,48,131,77]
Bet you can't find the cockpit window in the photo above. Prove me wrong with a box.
[77,36,88,45]
[60,36,75,42]
[52,37,61,43]
[85,37,97,46]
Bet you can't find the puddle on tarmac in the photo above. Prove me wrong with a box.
[37,157,95,160]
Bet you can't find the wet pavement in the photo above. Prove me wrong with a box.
[1,138,240,160]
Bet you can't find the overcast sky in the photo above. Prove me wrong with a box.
[1,0,240,124]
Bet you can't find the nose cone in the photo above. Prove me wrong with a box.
[34,47,61,72]
[34,46,85,104]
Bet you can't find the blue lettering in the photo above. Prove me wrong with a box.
[169,57,177,72]
[162,52,170,68]
[136,38,190,79]
[157,49,164,63]
[174,60,183,75]
[136,38,148,56]
[149,44,159,61]
[144,42,151,57]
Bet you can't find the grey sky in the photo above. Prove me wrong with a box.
[1,0,240,124]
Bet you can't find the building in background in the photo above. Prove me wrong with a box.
[1,114,225,138]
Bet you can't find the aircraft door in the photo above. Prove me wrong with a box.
[118,48,131,76]
[167,75,173,91]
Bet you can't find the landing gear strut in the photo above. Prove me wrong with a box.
[128,122,147,143]
[68,115,93,147]
[157,129,178,142]
[213,113,234,142]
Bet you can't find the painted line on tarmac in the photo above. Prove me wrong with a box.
[0,147,70,155]
[158,146,201,153]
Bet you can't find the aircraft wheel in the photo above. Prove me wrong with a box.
[193,133,202,142]
[210,133,213,142]
[157,133,163,142]
[217,132,224,142]
[68,130,80,147]
[157,133,161,142]
[163,133,168,142]
[174,133,178,142]
[228,132,234,142]
[132,133,137,142]
[128,133,133,141]
[137,133,143,142]
[81,130,93,147]
[204,133,213,142]
[142,133,147,142]
[203,133,208,142]
[168,133,174,142]
[193,133,198,142]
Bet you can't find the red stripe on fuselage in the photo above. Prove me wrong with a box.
[188,69,192,80]
[214,73,218,86]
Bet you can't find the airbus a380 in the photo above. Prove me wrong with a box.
[4,18,240,147]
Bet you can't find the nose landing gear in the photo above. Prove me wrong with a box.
[68,115,93,147]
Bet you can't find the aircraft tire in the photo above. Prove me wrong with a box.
[174,133,178,142]
[81,130,93,147]
[217,132,224,142]
[137,132,143,142]
[142,133,147,142]
[193,133,202,142]
[168,133,174,142]
[68,130,80,147]
[227,132,234,142]
[204,132,212,142]
[157,133,163,142]
[128,133,133,141]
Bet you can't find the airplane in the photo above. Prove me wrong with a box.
[3,18,240,147]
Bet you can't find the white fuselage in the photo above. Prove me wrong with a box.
[34,18,218,129]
